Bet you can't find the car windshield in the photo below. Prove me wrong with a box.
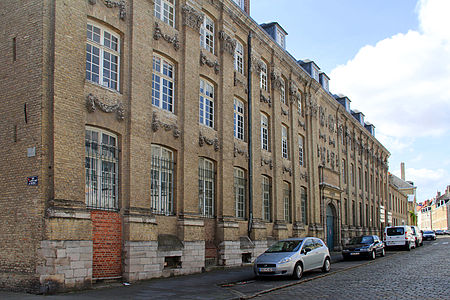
[424,231,434,234]
[266,240,302,253]
[349,236,373,245]
[387,227,404,236]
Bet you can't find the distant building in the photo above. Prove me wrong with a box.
[419,186,450,230]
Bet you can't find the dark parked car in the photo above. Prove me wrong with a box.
[435,230,445,235]
[342,235,385,260]
[422,230,436,240]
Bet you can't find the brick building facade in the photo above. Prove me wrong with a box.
[1,0,392,293]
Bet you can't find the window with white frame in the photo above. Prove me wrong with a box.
[261,113,269,151]
[276,28,285,49]
[232,0,245,10]
[301,187,307,224]
[200,15,214,53]
[298,135,304,166]
[85,127,118,210]
[86,23,120,91]
[280,77,286,104]
[234,41,244,74]
[199,158,215,217]
[199,78,214,127]
[260,61,267,91]
[282,124,288,159]
[283,182,291,222]
[234,167,246,218]
[342,159,347,184]
[151,145,174,215]
[234,98,244,140]
[297,96,302,115]
[152,55,174,112]
[262,175,271,221]
[154,0,175,27]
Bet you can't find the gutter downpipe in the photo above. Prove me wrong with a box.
[247,31,253,237]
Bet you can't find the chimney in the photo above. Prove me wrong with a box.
[401,162,405,180]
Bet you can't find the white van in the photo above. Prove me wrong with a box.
[384,226,415,251]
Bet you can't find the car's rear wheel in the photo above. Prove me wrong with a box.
[370,250,376,260]
[292,262,303,280]
[322,258,331,272]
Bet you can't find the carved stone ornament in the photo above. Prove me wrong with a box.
[153,22,180,51]
[260,91,271,107]
[101,0,126,19]
[234,143,248,158]
[271,70,283,91]
[299,171,308,182]
[200,52,220,74]
[219,31,236,55]
[328,137,336,147]
[182,4,204,32]
[298,120,306,130]
[86,93,124,121]
[234,71,248,93]
[319,131,327,141]
[305,94,318,118]
[151,112,180,138]
[283,164,292,176]
[261,158,273,169]
[289,81,301,104]
[199,132,220,151]
[319,106,326,127]
[251,56,266,74]
[328,115,335,132]
[281,107,289,116]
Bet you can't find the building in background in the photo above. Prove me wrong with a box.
[1,0,391,293]
[419,186,450,230]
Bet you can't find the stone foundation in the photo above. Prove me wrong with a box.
[37,240,93,293]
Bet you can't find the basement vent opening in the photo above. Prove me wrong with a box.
[242,253,251,263]
[164,256,182,269]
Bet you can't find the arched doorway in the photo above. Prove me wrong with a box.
[326,204,336,250]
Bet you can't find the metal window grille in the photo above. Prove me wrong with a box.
[199,158,215,217]
[234,168,246,218]
[262,176,271,222]
[85,128,119,211]
[151,146,174,215]
[301,187,307,224]
[283,183,291,223]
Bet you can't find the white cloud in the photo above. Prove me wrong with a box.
[330,0,450,140]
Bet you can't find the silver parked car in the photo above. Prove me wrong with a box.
[253,237,331,279]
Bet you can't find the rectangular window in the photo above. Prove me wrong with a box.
[260,61,267,91]
[280,77,286,104]
[262,176,271,221]
[301,187,307,224]
[234,41,244,74]
[298,135,304,166]
[282,125,288,159]
[85,127,118,210]
[261,113,269,151]
[350,163,355,186]
[233,0,245,10]
[276,29,285,48]
[151,145,174,215]
[359,167,362,189]
[283,182,291,222]
[352,201,356,226]
[359,203,363,226]
[234,98,244,140]
[86,23,120,91]
[365,171,368,191]
[199,79,214,127]
[297,97,302,115]
[200,16,214,53]
[234,168,246,218]
[152,55,174,112]
[342,159,347,184]
[199,158,215,217]
[154,0,175,27]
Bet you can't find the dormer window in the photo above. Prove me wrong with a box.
[311,65,319,82]
[319,72,329,91]
[233,0,245,10]
[276,29,285,49]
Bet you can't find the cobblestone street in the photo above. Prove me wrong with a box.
[255,237,450,300]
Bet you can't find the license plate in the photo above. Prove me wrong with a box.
[350,253,360,256]
[259,268,273,272]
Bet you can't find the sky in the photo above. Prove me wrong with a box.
[251,0,450,202]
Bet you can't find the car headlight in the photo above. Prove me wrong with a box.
[279,257,292,264]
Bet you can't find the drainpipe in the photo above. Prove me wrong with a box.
[247,31,253,237]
